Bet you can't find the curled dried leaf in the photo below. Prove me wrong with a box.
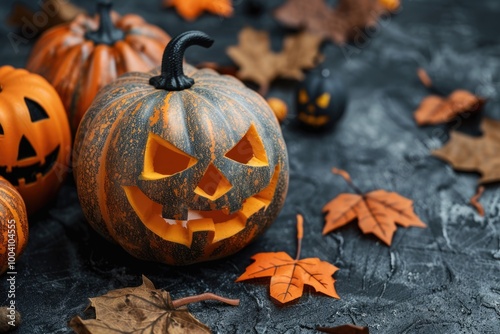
[69,276,239,334]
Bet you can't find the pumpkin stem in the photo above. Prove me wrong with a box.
[150,31,214,91]
[171,293,240,308]
[85,0,124,45]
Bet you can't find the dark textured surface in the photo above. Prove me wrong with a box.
[1,0,500,333]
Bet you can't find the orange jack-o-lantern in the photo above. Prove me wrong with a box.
[0,66,71,214]
[26,0,171,132]
[73,31,289,265]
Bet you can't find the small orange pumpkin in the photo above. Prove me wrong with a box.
[73,31,289,265]
[267,97,288,123]
[0,66,71,214]
[0,176,28,275]
[26,0,171,132]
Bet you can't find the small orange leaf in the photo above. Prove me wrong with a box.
[414,90,484,126]
[414,69,485,126]
[237,215,339,304]
[323,169,426,246]
[164,0,233,21]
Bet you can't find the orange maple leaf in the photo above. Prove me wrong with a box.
[237,214,339,304]
[414,69,485,126]
[164,0,233,21]
[323,168,426,246]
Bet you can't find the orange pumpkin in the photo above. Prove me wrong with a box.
[73,31,289,265]
[0,176,28,275]
[267,97,288,123]
[0,66,71,214]
[26,0,171,133]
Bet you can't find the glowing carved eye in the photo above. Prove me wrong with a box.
[141,133,197,180]
[316,93,331,109]
[298,89,309,104]
[225,124,268,167]
[25,98,49,122]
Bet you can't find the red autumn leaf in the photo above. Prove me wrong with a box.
[163,0,233,21]
[323,168,426,246]
[237,214,339,304]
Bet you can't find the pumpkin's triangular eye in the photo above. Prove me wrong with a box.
[225,124,268,167]
[17,135,37,160]
[0,123,3,135]
[316,93,331,109]
[25,98,49,122]
[141,133,197,180]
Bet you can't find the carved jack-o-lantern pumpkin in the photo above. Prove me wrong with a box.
[296,68,347,129]
[73,31,289,265]
[0,66,71,214]
[26,0,171,132]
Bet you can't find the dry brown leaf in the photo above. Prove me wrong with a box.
[274,0,390,45]
[7,0,85,34]
[414,91,485,126]
[69,276,239,334]
[470,186,485,217]
[323,169,426,246]
[237,214,339,304]
[317,324,369,334]
[227,27,323,94]
[164,0,233,21]
[433,118,500,184]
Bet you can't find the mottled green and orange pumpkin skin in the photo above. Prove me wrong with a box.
[74,64,289,265]
[0,176,28,274]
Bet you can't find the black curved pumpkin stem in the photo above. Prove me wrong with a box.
[85,0,124,45]
[150,31,214,91]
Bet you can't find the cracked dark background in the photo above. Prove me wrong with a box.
[1,0,500,333]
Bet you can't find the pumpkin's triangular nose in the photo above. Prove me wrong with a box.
[17,135,36,160]
[194,163,232,201]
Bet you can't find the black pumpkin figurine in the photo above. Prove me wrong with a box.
[296,68,347,129]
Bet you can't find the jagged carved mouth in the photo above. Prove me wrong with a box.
[298,113,330,127]
[0,146,60,186]
[123,165,280,248]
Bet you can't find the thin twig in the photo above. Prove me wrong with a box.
[172,293,240,308]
